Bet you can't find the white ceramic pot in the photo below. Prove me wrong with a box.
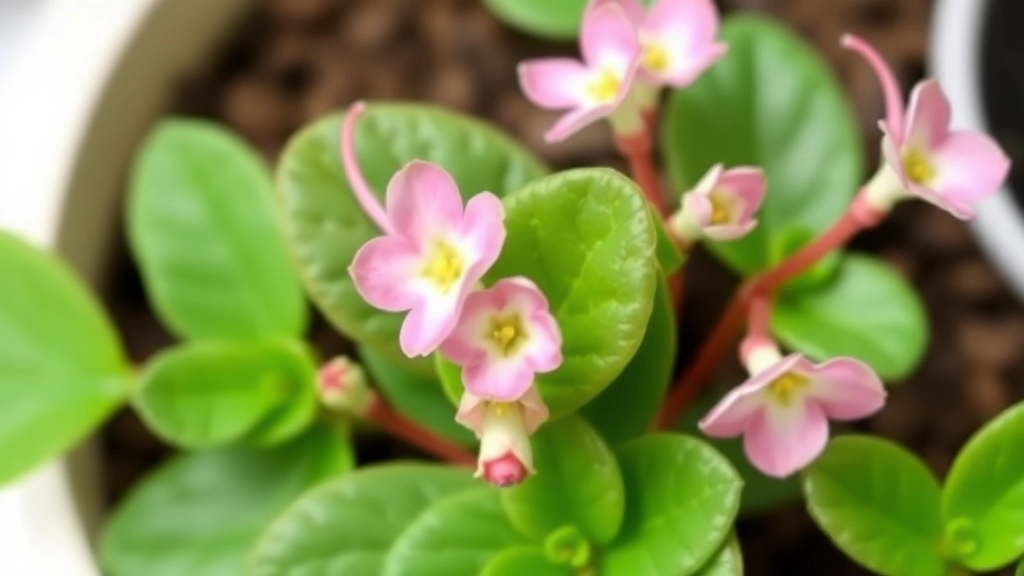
[931,0,1024,295]
[0,0,248,573]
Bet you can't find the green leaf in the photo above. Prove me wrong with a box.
[768,226,842,295]
[941,401,1024,570]
[135,339,317,449]
[482,547,571,576]
[802,435,945,576]
[601,434,742,576]
[481,0,588,40]
[249,464,477,576]
[383,488,529,576]
[128,119,306,340]
[663,15,862,275]
[100,422,351,576]
[0,232,131,485]
[1017,557,1024,576]
[694,534,744,576]
[276,104,546,373]
[439,168,659,418]
[653,209,684,274]
[501,415,625,545]
[582,273,675,446]
[772,254,928,380]
[359,346,473,446]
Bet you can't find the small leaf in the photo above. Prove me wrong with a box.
[383,488,529,576]
[100,422,351,576]
[582,273,675,446]
[276,105,546,371]
[772,254,927,380]
[802,435,945,576]
[482,547,571,576]
[128,119,306,340]
[942,401,1024,570]
[135,339,317,449]
[481,0,589,40]
[600,434,742,576]
[663,15,862,275]
[694,534,744,576]
[0,232,131,485]
[248,464,477,576]
[501,415,625,545]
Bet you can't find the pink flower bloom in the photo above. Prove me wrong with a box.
[843,34,1010,220]
[317,356,373,416]
[456,386,549,487]
[597,0,727,88]
[342,103,506,357]
[440,277,562,402]
[517,2,641,142]
[699,343,886,478]
[670,163,766,243]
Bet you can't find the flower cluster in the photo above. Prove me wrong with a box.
[341,102,563,487]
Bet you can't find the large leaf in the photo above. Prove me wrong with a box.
[128,119,306,340]
[600,434,743,576]
[248,464,477,576]
[581,273,675,445]
[694,534,744,576]
[0,232,131,485]
[482,548,571,576]
[772,254,928,380]
[439,168,659,417]
[383,488,528,576]
[663,15,862,275]
[942,401,1024,570]
[481,0,589,40]
[802,435,945,576]
[501,416,625,545]
[276,104,546,372]
[135,339,317,449]
[100,423,351,576]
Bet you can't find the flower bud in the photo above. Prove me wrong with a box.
[476,401,534,487]
[317,356,373,416]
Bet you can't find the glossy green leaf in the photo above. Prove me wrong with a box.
[942,401,1024,570]
[601,434,742,576]
[439,168,659,417]
[802,435,945,576]
[501,416,625,545]
[359,346,473,446]
[383,488,528,576]
[768,226,842,295]
[100,422,351,576]
[482,547,571,576]
[694,534,744,576]
[663,15,862,275]
[581,274,675,446]
[481,0,589,40]
[249,464,477,576]
[0,232,131,485]
[128,119,306,340]
[276,105,546,372]
[653,210,684,274]
[772,254,927,380]
[135,339,317,449]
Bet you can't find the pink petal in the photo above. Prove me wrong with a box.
[717,167,767,222]
[438,289,492,366]
[683,193,714,228]
[744,401,829,478]
[841,34,906,142]
[544,103,617,143]
[385,161,463,241]
[703,220,756,242]
[904,80,951,150]
[580,3,640,71]
[517,58,592,110]
[592,0,646,25]
[930,131,1011,212]
[518,386,549,434]
[399,292,460,357]
[651,44,728,88]
[458,192,506,279]
[698,354,803,437]
[463,359,535,403]
[643,0,726,87]
[806,357,886,420]
[524,310,563,373]
[349,236,423,312]
[455,392,487,437]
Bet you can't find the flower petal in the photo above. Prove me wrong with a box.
[717,166,767,222]
[455,391,488,437]
[458,192,506,278]
[517,58,592,110]
[644,0,726,86]
[904,80,951,150]
[698,353,803,437]
[349,236,424,312]
[682,192,714,228]
[744,401,829,478]
[841,34,906,142]
[806,357,886,420]
[703,220,756,241]
[438,289,492,366]
[930,131,1011,213]
[399,292,460,357]
[385,160,463,241]
[463,358,535,403]
[518,386,550,434]
[581,2,640,71]
[544,103,617,143]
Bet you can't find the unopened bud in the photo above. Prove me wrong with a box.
[475,401,534,488]
[317,356,373,416]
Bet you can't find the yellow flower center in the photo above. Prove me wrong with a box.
[487,314,528,357]
[642,42,670,73]
[766,372,810,407]
[902,148,936,185]
[489,401,513,416]
[708,189,736,225]
[421,239,464,293]
[587,68,622,104]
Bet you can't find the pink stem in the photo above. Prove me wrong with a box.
[340,101,394,234]
[841,34,905,142]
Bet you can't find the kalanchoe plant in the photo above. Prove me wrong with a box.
[0,2,1019,576]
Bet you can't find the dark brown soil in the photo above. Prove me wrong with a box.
[99,0,1024,574]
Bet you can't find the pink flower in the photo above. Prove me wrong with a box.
[440,277,563,402]
[598,0,727,88]
[456,386,549,487]
[317,356,373,416]
[342,103,506,357]
[843,34,1010,220]
[517,2,641,142]
[670,163,766,243]
[699,343,886,478]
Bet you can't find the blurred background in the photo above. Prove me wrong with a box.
[0,0,1021,574]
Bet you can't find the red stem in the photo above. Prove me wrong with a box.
[615,132,669,218]
[364,394,475,466]
[746,293,772,342]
